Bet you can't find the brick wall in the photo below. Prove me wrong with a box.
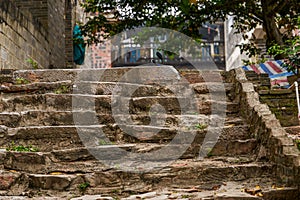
[0,0,76,69]
[65,0,74,67]
[47,0,67,68]
[0,0,49,69]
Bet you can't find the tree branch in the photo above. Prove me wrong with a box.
[273,0,288,12]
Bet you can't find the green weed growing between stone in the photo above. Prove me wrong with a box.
[78,182,90,193]
[98,139,115,145]
[54,85,70,94]
[195,123,208,130]
[15,77,30,85]
[6,141,38,152]
[26,58,39,69]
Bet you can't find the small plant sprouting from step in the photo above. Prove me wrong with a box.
[78,182,90,193]
[98,139,115,145]
[26,58,39,69]
[181,194,193,199]
[6,141,38,152]
[15,77,30,85]
[54,85,70,94]
[206,148,213,158]
[195,123,208,130]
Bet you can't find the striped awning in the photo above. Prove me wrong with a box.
[242,60,294,88]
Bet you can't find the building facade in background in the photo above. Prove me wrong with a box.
[89,21,225,69]
[89,42,112,68]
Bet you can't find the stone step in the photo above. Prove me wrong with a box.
[2,138,258,173]
[178,70,226,84]
[284,126,300,140]
[75,81,233,98]
[0,110,245,127]
[0,158,275,197]
[119,183,299,200]
[6,69,232,100]
[1,93,239,115]
[13,66,182,83]
[0,74,14,84]
[1,185,299,200]
[1,78,233,100]
[0,69,14,84]
[0,80,72,94]
[13,67,227,84]
[1,124,252,151]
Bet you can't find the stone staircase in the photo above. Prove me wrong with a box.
[0,66,298,199]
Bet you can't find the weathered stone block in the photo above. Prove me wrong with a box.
[29,174,75,190]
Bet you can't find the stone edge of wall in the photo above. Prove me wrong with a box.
[231,67,300,188]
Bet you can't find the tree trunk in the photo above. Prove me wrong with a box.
[261,0,284,50]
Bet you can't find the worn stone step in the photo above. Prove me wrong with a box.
[13,66,181,83]
[178,70,226,84]
[284,126,300,140]
[1,185,299,200]
[0,158,275,196]
[75,81,192,97]
[2,137,258,173]
[0,69,14,84]
[0,110,245,128]
[119,183,299,200]
[0,74,14,84]
[1,81,232,106]
[0,93,238,115]
[29,161,273,190]
[1,124,251,151]
[192,82,233,94]
[0,94,111,113]
[13,67,228,85]
[74,81,232,97]
[0,80,72,94]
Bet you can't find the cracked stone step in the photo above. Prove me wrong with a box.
[13,66,182,84]
[30,162,275,194]
[0,81,72,94]
[119,182,299,200]
[1,79,233,99]
[284,126,300,140]
[13,68,227,84]
[0,93,239,115]
[0,74,14,84]
[73,82,233,99]
[0,109,245,127]
[1,138,256,161]
[1,124,251,151]
[2,186,299,200]
[2,138,258,173]
[0,158,275,195]
[178,70,227,84]
[75,81,233,96]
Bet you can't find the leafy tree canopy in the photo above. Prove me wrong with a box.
[80,0,300,58]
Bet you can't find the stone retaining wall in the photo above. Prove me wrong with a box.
[259,89,298,127]
[231,68,300,188]
[244,70,298,127]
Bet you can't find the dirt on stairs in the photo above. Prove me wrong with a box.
[0,66,298,199]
